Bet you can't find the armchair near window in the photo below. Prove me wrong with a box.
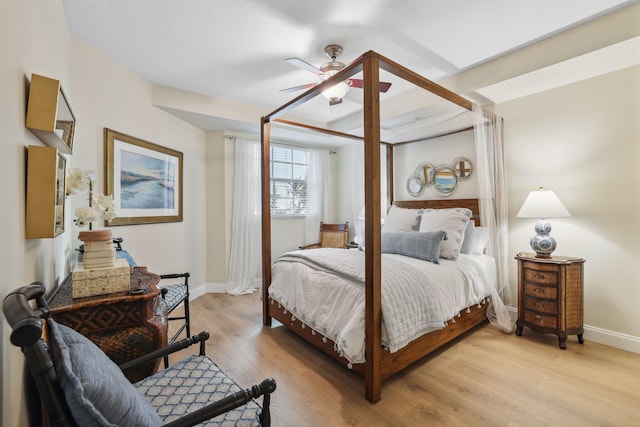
[299,222,349,250]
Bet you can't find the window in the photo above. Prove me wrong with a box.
[270,144,309,216]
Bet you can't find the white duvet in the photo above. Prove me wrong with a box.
[268,248,497,364]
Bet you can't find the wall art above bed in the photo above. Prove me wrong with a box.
[406,157,473,197]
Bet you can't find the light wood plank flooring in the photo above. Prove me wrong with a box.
[169,293,640,427]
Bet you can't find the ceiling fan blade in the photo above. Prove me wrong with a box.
[279,82,318,93]
[329,98,343,106]
[348,79,392,93]
[285,58,324,76]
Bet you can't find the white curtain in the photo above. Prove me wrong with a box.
[304,149,331,245]
[350,144,387,247]
[473,104,513,332]
[226,137,262,295]
[350,143,365,247]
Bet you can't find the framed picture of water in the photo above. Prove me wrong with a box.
[104,128,183,225]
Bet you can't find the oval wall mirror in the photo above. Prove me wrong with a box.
[432,165,458,197]
[452,157,472,180]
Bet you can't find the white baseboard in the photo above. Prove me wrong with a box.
[189,282,226,300]
[504,306,639,354]
[583,325,640,354]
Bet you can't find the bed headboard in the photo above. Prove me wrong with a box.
[392,199,481,226]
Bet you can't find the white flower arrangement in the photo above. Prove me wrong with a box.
[66,168,117,229]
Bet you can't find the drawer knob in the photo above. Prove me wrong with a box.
[533,273,545,280]
[535,315,542,321]
[534,288,544,295]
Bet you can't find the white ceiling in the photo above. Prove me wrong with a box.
[62,0,636,145]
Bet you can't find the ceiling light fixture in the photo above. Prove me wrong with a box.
[321,81,349,104]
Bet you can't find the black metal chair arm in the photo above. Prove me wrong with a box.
[159,272,190,280]
[163,377,276,427]
[118,331,210,371]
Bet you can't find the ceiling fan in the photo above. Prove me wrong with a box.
[280,44,392,106]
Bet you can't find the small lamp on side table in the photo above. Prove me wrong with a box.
[516,187,571,258]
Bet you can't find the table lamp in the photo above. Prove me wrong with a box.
[516,187,570,258]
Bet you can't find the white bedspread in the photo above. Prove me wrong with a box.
[268,248,496,364]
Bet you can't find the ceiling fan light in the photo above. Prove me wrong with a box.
[322,81,349,102]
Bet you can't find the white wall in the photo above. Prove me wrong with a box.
[0,2,207,425]
[69,38,207,281]
[499,65,640,341]
[1,1,72,425]
[206,131,229,283]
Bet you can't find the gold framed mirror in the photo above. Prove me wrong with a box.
[26,74,76,154]
[432,165,458,197]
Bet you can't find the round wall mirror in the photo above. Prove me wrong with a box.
[432,165,458,197]
[406,163,434,197]
[452,157,473,180]
[406,175,425,197]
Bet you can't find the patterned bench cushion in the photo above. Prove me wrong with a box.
[161,283,188,312]
[135,355,262,426]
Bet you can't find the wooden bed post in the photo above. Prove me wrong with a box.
[362,51,383,403]
[261,117,272,326]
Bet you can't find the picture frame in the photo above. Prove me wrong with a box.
[104,128,183,226]
[25,146,67,238]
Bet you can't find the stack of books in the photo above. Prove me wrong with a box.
[73,229,132,298]
[79,229,115,269]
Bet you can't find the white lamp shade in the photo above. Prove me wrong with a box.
[322,81,349,100]
[516,188,571,219]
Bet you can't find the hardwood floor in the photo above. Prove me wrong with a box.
[169,292,640,427]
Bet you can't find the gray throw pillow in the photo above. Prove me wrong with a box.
[381,231,447,264]
[48,320,163,427]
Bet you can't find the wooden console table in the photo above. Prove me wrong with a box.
[48,266,168,382]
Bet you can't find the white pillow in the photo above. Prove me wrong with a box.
[459,220,475,255]
[419,208,472,259]
[382,206,422,233]
[471,226,490,255]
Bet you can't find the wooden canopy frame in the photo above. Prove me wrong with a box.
[261,51,483,403]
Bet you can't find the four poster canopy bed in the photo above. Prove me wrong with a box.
[260,51,509,403]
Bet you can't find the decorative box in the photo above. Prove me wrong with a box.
[72,258,131,298]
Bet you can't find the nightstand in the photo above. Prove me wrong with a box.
[515,252,585,349]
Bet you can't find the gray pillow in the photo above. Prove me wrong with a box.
[381,231,447,264]
[48,320,163,427]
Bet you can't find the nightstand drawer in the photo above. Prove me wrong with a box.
[523,268,558,285]
[523,296,557,314]
[523,310,558,329]
[523,283,558,300]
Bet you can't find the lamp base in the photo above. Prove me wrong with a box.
[530,219,556,258]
